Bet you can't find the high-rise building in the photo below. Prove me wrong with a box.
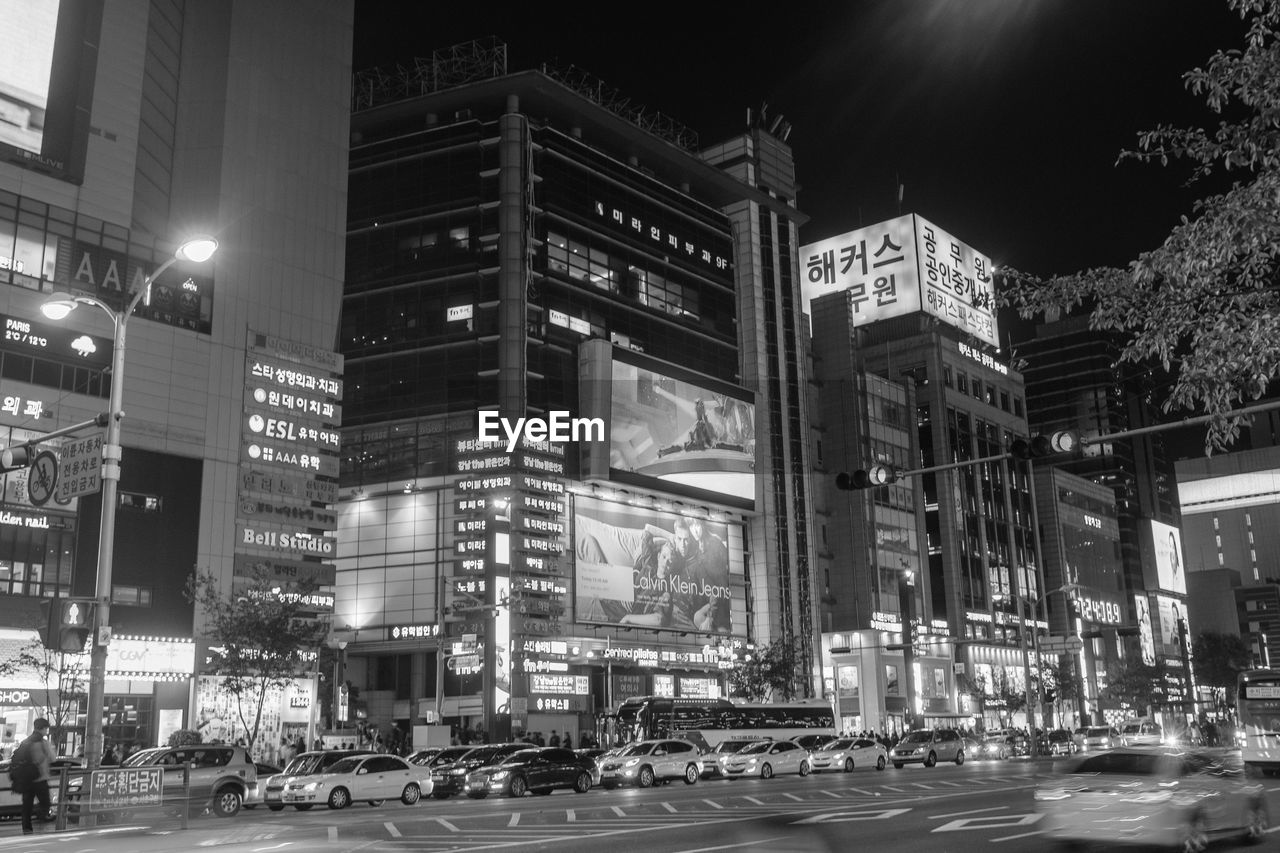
[0,1,352,758]
[337,41,816,741]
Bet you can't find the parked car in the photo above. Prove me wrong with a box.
[891,728,966,768]
[789,733,836,751]
[1118,719,1164,747]
[808,737,887,772]
[598,739,703,788]
[1078,725,1120,752]
[406,747,446,767]
[280,753,432,809]
[1035,747,1269,849]
[66,744,257,817]
[573,747,608,786]
[1044,729,1077,756]
[701,738,767,779]
[430,743,527,799]
[242,762,282,809]
[464,747,595,798]
[719,739,811,779]
[262,749,375,811]
[0,757,81,818]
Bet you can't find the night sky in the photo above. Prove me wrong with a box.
[353,0,1248,280]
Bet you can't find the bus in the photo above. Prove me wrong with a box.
[1237,669,1280,774]
[634,696,837,750]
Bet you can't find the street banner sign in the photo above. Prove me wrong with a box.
[57,431,104,501]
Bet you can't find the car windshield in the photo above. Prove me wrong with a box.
[429,747,473,767]
[715,741,757,754]
[739,742,772,755]
[462,747,502,763]
[824,739,853,750]
[1087,727,1112,737]
[620,743,655,757]
[901,731,932,744]
[284,754,326,775]
[500,749,541,765]
[122,748,165,767]
[325,757,364,775]
[1121,724,1142,733]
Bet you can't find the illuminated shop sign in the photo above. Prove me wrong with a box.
[237,523,337,558]
[957,341,1008,375]
[388,623,440,640]
[247,356,342,398]
[520,639,568,656]
[244,413,340,449]
[1071,592,1122,625]
[530,674,589,695]
[247,386,340,425]
[592,201,731,271]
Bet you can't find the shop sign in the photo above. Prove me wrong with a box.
[529,674,588,695]
[0,688,55,707]
[106,638,195,676]
[89,767,163,811]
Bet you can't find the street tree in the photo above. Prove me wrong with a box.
[998,0,1280,451]
[1041,658,1081,728]
[1191,630,1252,707]
[185,567,326,757]
[728,636,803,701]
[1102,656,1165,716]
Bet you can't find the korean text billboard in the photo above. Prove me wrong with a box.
[799,214,997,345]
[573,495,742,636]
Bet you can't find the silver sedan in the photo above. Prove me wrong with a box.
[809,737,887,772]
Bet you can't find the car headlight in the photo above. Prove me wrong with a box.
[491,770,509,781]
[624,758,639,767]
[302,781,324,791]
[450,767,468,775]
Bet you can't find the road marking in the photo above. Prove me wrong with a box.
[509,812,521,826]
[793,808,912,824]
[384,822,401,838]
[848,788,874,795]
[910,783,934,789]
[933,813,1042,833]
[326,826,336,842]
[782,793,804,801]
[821,790,844,798]
[702,799,724,809]
[662,801,678,812]
[672,836,788,853]
[881,785,907,792]
[929,806,1009,820]
[611,806,626,817]
[252,844,293,852]
[743,796,766,805]
[938,781,964,787]
[432,817,460,832]
[563,810,573,822]
[992,829,1047,843]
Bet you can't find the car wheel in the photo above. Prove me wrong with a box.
[893,762,903,769]
[401,783,420,805]
[213,788,242,818]
[1244,800,1269,843]
[684,764,699,785]
[1181,812,1208,853]
[637,766,655,788]
[876,756,886,771]
[368,799,384,807]
[327,787,350,810]
[844,758,854,773]
[924,751,937,768]
[760,763,773,780]
[293,804,314,811]
[998,748,1008,760]
[268,805,285,812]
[955,750,965,766]
[799,761,811,777]
[574,772,591,793]
[509,775,528,797]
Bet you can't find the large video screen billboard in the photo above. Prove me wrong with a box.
[609,357,755,499]
[1149,520,1186,595]
[0,0,101,183]
[573,495,741,635]
[1134,594,1156,665]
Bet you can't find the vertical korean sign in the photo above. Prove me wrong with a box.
[237,331,343,632]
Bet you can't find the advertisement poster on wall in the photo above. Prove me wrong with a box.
[194,675,315,765]
[1134,594,1157,666]
[1155,594,1187,656]
[1149,520,1186,595]
[573,495,740,635]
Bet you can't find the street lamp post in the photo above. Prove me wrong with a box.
[42,237,217,772]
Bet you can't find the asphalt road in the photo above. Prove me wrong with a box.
[4,758,1280,853]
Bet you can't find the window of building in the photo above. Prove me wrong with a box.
[956,372,968,394]
[448,226,470,250]
[1013,396,1024,417]
[972,378,984,401]
[985,384,997,406]
[1000,390,1009,412]
[943,365,952,388]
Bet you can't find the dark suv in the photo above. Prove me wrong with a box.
[430,743,526,799]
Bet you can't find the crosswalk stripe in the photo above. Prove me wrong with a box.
[783,793,805,801]
[432,817,460,832]
[384,822,401,838]
[565,809,574,822]
[911,783,934,789]
[508,812,520,827]
[939,781,963,787]
[702,799,724,809]
[611,806,626,817]
[821,790,844,798]
[743,796,766,805]
[661,802,678,812]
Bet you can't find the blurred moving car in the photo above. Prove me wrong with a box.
[1045,729,1078,756]
[1035,747,1269,849]
[464,747,595,798]
[701,738,765,779]
[242,762,281,809]
[1118,719,1164,747]
[980,732,1030,760]
[891,729,966,768]
[719,739,811,779]
[263,749,375,811]
[430,743,526,799]
[598,739,703,788]
[1078,726,1120,752]
[67,744,256,817]
[280,753,432,809]
[808,737,886,772]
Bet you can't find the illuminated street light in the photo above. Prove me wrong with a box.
[42,235,217,774]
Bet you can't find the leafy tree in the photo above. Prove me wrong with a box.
[728,637,802,701]
[1102,656,1165,715]
[998,0,1280,451]
[1191,630,1252,705]
[1040,658,1081,728]
[0,613,88,753]
[167,729,202,747]
[185,567,325,756]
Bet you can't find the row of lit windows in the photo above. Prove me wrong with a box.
[942,363,1024,417]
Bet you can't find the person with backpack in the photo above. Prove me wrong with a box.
[10,717,54,835]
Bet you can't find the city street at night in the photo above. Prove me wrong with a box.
[5,759,1280,853]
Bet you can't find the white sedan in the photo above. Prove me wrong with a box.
[281,754,433,809]
[719,740,811,779]
[809,737,887,772]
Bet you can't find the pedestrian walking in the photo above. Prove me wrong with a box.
[11,717,54,835]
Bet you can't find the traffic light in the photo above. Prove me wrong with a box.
[835,464,898,489]
[1008,430,1079,460]
[0,445,32,472]
[45,598,94,651]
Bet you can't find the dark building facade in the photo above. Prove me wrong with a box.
[337,42,817,740]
